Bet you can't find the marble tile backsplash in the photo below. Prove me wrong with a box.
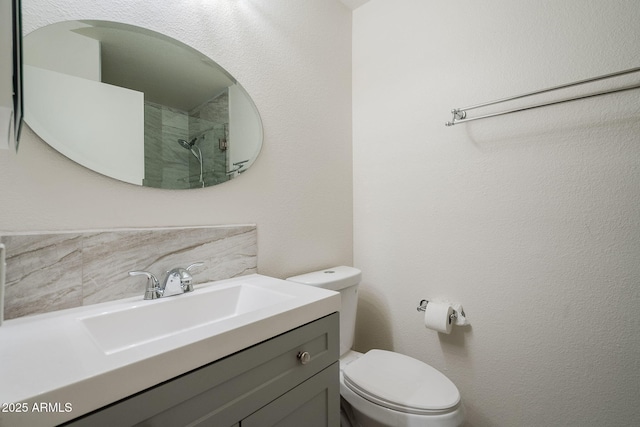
[0,225,257,320]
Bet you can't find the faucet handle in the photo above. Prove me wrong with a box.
[179,262,204,293]
[186,262,204,272]
[129,270,161,300]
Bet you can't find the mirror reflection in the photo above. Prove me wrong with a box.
[23,20,263,189]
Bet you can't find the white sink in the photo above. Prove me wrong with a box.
[0,273,340,427]
[80,283,294,354]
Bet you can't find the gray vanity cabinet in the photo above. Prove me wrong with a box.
[63,313,339,427]
[242,363,338,427]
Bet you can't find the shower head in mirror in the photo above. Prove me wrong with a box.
[178,138,201,160]
[178,137,198,150]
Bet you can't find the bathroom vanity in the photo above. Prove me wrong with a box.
[0,274,340,427]
[65,313,339,427]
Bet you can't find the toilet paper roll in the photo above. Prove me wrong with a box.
[423,301,454,334]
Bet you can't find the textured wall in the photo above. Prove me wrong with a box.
[0,0,353,279]
[353,0,640,426]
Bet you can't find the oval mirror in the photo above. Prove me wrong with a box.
[23,20,263,189]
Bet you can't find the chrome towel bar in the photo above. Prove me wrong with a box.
[445,66,640,126]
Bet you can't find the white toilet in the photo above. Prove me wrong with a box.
[287,266,465,427]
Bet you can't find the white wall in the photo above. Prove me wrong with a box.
[25,66,144,185]
[0,0,353,278]
[23,20,101,81]
[353,1,640,426]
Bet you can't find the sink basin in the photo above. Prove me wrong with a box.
[80,283,294,354]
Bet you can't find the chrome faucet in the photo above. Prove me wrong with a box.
[129,262,204,300]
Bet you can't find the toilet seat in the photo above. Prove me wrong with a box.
[343,350,461,416]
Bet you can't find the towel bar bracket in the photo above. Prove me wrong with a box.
[446,109,467,127]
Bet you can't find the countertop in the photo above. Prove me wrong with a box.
[0,274,340,427]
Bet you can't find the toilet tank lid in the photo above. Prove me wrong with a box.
[286,266,361,291]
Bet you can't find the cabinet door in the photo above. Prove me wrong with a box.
[242,363,339,427]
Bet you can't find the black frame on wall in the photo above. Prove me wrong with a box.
[12,0,23,149]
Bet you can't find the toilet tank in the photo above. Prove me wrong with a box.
[287,266,361,357]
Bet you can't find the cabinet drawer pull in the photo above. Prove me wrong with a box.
[297,351,311,365]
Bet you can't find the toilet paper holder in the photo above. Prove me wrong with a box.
[416,299,465,322]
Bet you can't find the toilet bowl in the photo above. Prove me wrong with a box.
[287,266,465,427]
[339,350,464,427]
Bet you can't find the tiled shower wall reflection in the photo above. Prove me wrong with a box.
[143,90,230,189]
[0,225,257,320]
